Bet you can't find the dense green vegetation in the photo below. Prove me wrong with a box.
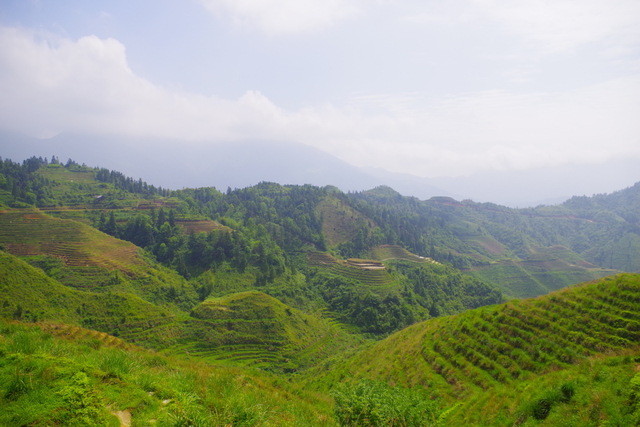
[0,319,337,426]
[316,273,640,425]
[2,156,633,300]
[331,380,441,426]
[0,250,366,374]
[2,153,640,425]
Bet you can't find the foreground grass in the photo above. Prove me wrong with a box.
[445,351,640,426]
[0,320,337,427]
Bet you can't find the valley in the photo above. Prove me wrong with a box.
[1,155,640,426]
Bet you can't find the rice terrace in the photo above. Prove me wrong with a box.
[1,157,640,426]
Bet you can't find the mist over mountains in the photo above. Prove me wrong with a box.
[2,129,639,207]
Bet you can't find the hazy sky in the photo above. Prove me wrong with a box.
[0,0,639,178]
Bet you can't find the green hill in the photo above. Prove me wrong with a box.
[347,188,628,298]
[316,194,375,247]
[0,246,368,372]
[182,291,363,373]
[0,208,196,309]
[315,273,640,424]
[4,155,640,425]
[5,157,637,301]
[0,250,180,345]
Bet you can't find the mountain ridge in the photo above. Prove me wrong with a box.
[3,128,639,207]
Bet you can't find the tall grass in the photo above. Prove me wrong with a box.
[0,319,337,426]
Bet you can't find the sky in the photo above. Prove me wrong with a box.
[0,0,639,178]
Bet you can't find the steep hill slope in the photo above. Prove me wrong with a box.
[0,249,363,374]
[0,207,196,308]
[0,250,177,341]
[350,186,624,298]
[315,273,640,424]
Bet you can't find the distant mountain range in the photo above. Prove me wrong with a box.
[2,129,639,207]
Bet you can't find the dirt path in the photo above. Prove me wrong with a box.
[113,410,131,427]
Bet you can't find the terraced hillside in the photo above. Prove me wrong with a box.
[0,249,361,372]
[305,250,503,335]
[0,250,178,345]
[176,219,230,234]
[318,273,640,423]
[430,213,620,299]
[307,251,395,288]
[0,208,196,306]
[349,186,633,299]
[316,195,375,246]
[0,209,142,271]
[184,291,361,372]
[369,244,436,263]
[467,256,618,299]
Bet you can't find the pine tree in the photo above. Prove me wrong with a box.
[157,208,166,227]
[105,211,117,236]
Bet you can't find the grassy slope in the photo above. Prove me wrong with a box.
[0,319,337,427]
[180,291,363,373]
[443,214,620,299]
[0,249,363,374]
[316,195,375,247]
[445,352,640,426]
[0,250,178,344]
[314,273,640,424]
[468,259,618,299]
[0,208,196,307]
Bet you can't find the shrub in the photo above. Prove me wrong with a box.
[55,372,106,426]
[520,382,576,421]
[331,380,440,427]
[559,382,575,403]
[627,373,640,410]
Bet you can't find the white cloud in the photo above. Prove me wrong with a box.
[403,0,640,56]
[0,27,280,140]
[0,26,638,178]
[198,0,361,35]
[340,78,640,175]
[472,0,640,54]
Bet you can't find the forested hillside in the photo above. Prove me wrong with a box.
[1,154,639,426]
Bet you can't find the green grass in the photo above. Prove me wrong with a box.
[0,208,197,308]
[468,259,618,299]
[0,319,338,426]
[182,291,363,373]
[314,274,640,406]
[444,352,640,426]
[316,195,375,247]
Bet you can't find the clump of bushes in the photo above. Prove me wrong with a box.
[331,379,441,426]
[519,381,576,421]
